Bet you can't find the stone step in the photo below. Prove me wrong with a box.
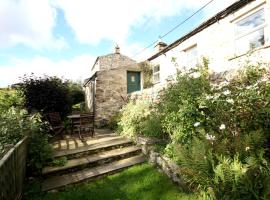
[42,154,146,192]
[52,138,133,159]
[52,134,122,151]
[43,146,142,175]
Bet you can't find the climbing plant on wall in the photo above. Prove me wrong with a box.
[139,61,153,89]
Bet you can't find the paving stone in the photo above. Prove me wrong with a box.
[53,138,133,158]
[42,155,145,192]
[43,146,141,175]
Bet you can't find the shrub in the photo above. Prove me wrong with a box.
[118,100,151,138]
[19,75,72,118]
[0,108,52,173]
[157,60,211,145]
[0,88,24,113]
[67,81,85,105]
[141,112,166,138]
[151,61,270,199]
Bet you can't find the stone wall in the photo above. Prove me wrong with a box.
[134,136,187,190]
[93,64,141,125]
[84,52,142,125]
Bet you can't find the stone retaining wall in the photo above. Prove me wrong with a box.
[134,136,187,190]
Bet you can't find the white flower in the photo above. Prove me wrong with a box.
[245,146,250,151]
[193,72,201,78]
[205,133,216,141]
[194,122,200,127]
[223,90,231,95]
[219,124,226,130]
[206,95,213,100]
[261,77,268,82]
[226,99,234,104]
[246,85,252,89]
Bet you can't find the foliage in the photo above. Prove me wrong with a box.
[139,61,153,89]
[158,61,270,199]
[118,100,152,138]
[141,112,166,138]
[26,113,52,173]
[0,88,24,113]
[0,107,52,173]
[25,163,196,200]
[107,112,122,131]
[158,58,211,145]
[19,74,72,118]
[67,81,85,106]
[49,156,67,167]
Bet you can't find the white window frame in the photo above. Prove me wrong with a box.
[153,64,160,84]
[184,44,198,68]
[234,6,267,55]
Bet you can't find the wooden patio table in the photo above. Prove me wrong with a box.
[67,114,81,134]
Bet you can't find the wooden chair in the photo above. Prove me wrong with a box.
[77,113,94,139]
[46,112,65,138]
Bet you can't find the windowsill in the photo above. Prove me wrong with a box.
[228,43,270,61]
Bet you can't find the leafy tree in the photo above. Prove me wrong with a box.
[19,74,72,117]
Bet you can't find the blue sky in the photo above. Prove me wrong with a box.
[0,0,235,87]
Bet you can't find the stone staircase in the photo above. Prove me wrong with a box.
[41,130,145,192]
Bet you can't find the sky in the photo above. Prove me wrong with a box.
[0,0,236,87]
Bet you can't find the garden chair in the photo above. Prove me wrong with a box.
[77,113,94,140]
[46,112,65,138]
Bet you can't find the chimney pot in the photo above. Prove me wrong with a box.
[155,41,167,52]
[115,45,120,54]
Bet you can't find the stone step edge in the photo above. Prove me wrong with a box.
[42,154,146,192]
[53,138,133,158]
[43,146,142,175]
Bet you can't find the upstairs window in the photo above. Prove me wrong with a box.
[185,45,198,68]
[153,65,160,84]
[235,9,266,55]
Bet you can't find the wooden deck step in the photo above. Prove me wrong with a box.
[53,138,133,158]
[43,146,141,175]
[42,154,146,192]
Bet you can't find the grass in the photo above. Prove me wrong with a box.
[26,163,196,200]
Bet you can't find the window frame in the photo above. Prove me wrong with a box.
[152,64,160,84]
[184,44,198,68]
[234,7,267,55]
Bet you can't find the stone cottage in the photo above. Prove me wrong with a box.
[83,46,141,125]
[131,0,270,99]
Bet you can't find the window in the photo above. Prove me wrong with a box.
[185,45,198,68]
[153,65,160,83]
[235,9,266,55]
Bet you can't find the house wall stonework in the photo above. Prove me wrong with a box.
[84,51,140,125]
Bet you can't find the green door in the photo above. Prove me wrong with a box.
[127,71,141,93]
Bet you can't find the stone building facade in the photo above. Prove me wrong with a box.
[132,0,270,101]
[83,46,141,125]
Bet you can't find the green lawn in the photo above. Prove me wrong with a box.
[27,163,196,200]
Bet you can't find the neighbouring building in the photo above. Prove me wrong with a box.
[83,46,141,125]
[131,0,270,100]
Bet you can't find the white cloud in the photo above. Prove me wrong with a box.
[0,55,95,87]
[55,0,212,45]
[0,0,67,49]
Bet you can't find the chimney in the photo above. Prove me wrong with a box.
[155,40,167,52]
[115,45,120,54]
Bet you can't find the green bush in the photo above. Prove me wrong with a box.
[0,108,52,173]
[19,75,72,118]
[141,112,166,138]
[0,89,24,113]
[118,100,152,138]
